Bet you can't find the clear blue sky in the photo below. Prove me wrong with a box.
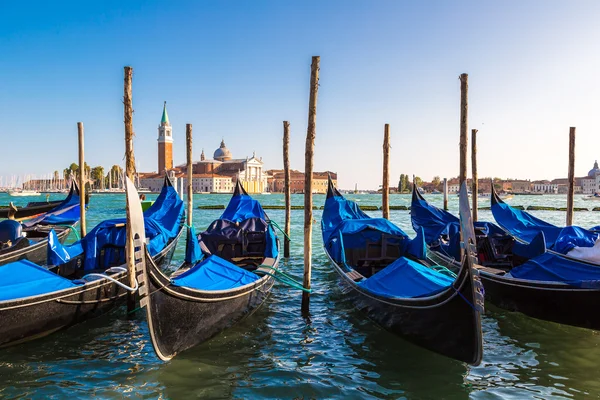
[1,0,599,189]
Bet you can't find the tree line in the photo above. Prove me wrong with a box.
[63,164,124,190]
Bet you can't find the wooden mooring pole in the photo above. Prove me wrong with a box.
[459,73,469,186]
[567,127,576,226]
[186,124,193,225]
[443,178,448,211]
[302,56,320,312]
[382,124,390,220]
[123,66,136,312]
[283,121,291,258]
[77,122,86,237]
[471,128,478,221]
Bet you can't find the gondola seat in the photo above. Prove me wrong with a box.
[200,218,269,262]
[0,219,29,254]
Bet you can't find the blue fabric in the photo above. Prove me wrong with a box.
[22,185,82,228]
[202,189,277,259]
[491,199,599,253]
[510,252,600,288]
[51,184,184,271]
[221,194,267,223]
[411,194,505,260]
[322,194,371,244]
[185,226,202,264]
[553,226,599,254]
[513,231,546,259]
[407,227,427,260]
[326,218,408,264]
[47,229,83,265]
[172,255,260,291]
[358,257,454,298]
[0,260,79,301]
[0,220,23,243]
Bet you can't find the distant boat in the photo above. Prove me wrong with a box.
[582,194,600,201]
[8,189,41,197]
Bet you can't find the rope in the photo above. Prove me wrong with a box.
[269,220,292,242]
[432,265,457,278]
[58,224,80,240]
[79,273,138,292]
[453,286,477,312]
[256,264,312,293]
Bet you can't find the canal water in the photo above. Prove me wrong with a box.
[0,192,599,399]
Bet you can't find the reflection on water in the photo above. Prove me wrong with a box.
[0,193,599,398]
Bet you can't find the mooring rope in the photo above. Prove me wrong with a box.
[58,224,80,240]
[256,264,312,293]
[269,220,292,242]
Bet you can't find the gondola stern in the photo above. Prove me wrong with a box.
[490,179,503,206]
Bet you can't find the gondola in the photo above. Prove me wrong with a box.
[411,185,600,330]
[47,175,184,275]
[0,184,90,220]
[0,183,84,266]
[321,178,483,365]
[490,185,600,264]
[0,177,154,348]
[138,180,280,361]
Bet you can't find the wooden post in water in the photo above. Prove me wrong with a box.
[186,124,193,225]
[471,128,478,221]
[283,121,291,258]
[443,178,448,210]
[567,127,576,226]
[123,66,136,312]
[302,56,320,312]
[459,73,469,186]
[382,124,390,220]
[77,122,86,237]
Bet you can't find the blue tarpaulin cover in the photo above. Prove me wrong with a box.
[322,190,418,264]
[201,185,278,259]
[48,228,83,266]
[49,182,184,270]
[221,193,267,223]
[411,193,505,260]
[0,260,79,302]
[185,226,202,264]
[22,184,82,228]
[509,252,600,288]
[358,256,454,298]
[491,197,599,253]
[172,255,259,291]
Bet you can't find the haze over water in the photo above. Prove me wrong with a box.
[0,192,599,399]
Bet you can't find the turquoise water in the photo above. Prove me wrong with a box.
[1,192,599,399]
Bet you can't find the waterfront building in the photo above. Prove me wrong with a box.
[190,140,269,193]
[267,170,337,194]
[532,181,558,194]
[581,161,600,194]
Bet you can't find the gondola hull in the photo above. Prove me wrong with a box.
[0,201,60,219]
[429,251,600,330]
[0,226,71,266]
[140,253,278,361]
[326,251,483,365]
[0,229,182,348]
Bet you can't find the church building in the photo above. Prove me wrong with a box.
[157,102,173,173]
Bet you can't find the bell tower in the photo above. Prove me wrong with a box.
[157,101,173,174]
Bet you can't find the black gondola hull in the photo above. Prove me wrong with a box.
[481,273,600,330]
[327,252,483,365]
[141,253,277,360]
[429,250,600,330]
[0,230,182,348]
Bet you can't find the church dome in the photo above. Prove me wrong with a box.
[214,139,232,161]
[588,160,600,177]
